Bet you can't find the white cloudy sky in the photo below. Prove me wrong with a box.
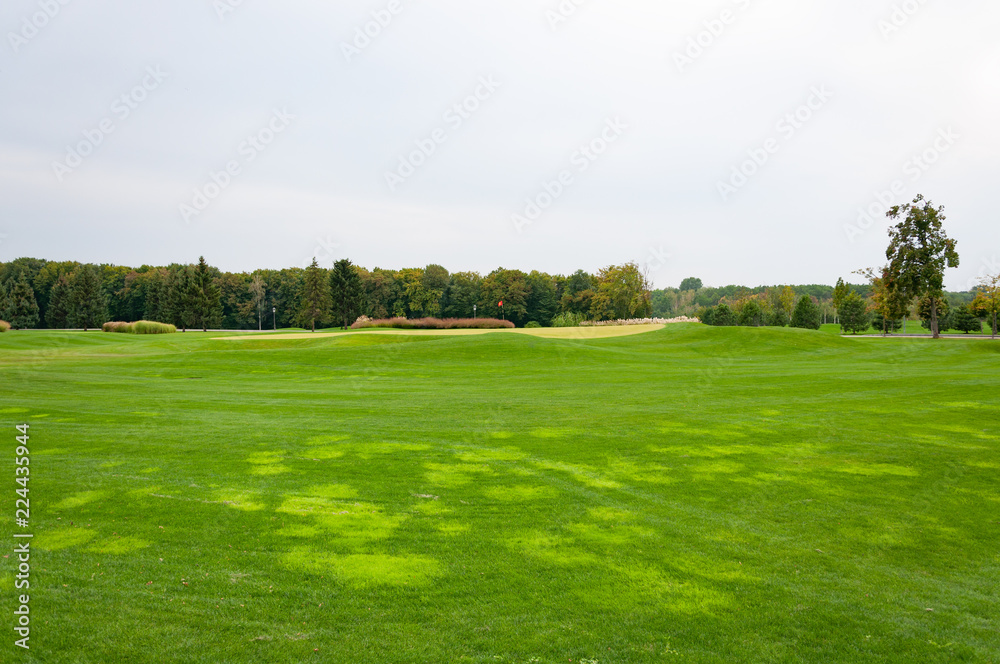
[1,0,998,290]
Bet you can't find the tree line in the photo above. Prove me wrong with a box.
[0,258,656,331]
[1,205,990,334]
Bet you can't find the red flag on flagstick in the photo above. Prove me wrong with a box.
[498,301,503,307]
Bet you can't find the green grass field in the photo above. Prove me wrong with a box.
[2,324,999,663]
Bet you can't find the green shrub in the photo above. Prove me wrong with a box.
[551,312,583,328]
[0,320,10,333]
[524,321,542,329]
[766,309,789,327]
[713,304,736,326]
[737,300,764,327]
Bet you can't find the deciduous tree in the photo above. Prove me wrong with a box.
[884,195,959,338]
[590,263,651,321]
[442,271,481,319]
[679,277,703,292]
[481,268,529,326]
[972,274,999,338]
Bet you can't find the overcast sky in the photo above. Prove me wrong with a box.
[2,1,997,290]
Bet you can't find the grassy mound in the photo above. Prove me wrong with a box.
[351,316,514,330]
[102,320,177,334]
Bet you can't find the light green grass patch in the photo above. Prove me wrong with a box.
[829,463,918,477]
[482,485,557,502]
[532,459,622,489]
[302,446,344,460]
[304,484,358,500]
[456,447,527,463]
[435,522,470,536]
[32,447,68,456]
[423,462,495,487]
[277,524,319,538]
[215,490,265,511]
[35,527,97,551]
[314,510,406,545]
[276,496,341,516]
[351,441,431,457]
[53,490,108,510]
[283,549,443,587]
[568,522,655,547]
[529,427,576,439]
[413,501,451,516]
[510,531,600,567]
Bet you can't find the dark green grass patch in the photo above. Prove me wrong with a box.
[1,326,998,663]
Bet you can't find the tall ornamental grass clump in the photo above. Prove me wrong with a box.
[102,321,177,334]
[351,317,514,330]
[0,320,10,333]
[102,321,133,333]
[133,320,177,334]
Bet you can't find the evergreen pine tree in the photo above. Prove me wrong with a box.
[144,270,166,323]
[167,265,196,332]
[952,305,982,334]
[837,291,872,335]
[46,274,72,328]
[298,258,332,332]
[7,278,40,329]
[191,256,222,332]
[0,281,10,322]
[68,265,107,331]
[790,295,821,330]
[330,259,363,329]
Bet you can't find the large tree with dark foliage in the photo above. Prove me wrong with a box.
[167,265,197,332]
[46,274,72,328]
[837,291,871,335]
[791,295,821,330]
[68,265,107,331]
[952,305,983,334]
[6,277,40,329]
[679,277,703,292]
[330,258,363,329]
[298,258,331,332]
[190,256,223,332]
[884,195,959,339]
